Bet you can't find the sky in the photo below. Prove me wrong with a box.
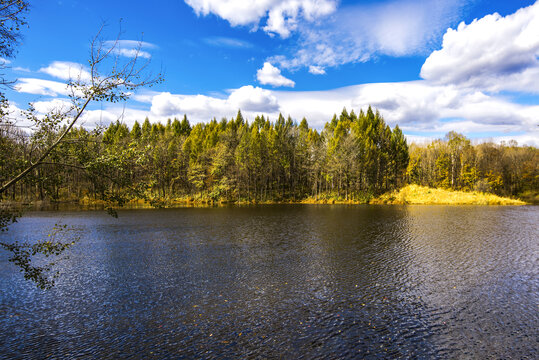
[3,0,539,145]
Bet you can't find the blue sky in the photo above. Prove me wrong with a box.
[4,0,539,145]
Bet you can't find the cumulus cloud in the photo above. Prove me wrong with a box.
[31,98,73,114]
[268,80,539,142]
[39,61,91,82]
[345,81,538,133]
[16,98,154,130]
[2,99,77,130]
[125,79,539,145]
[77,106,155,129]
[16,78,70,96]
[19,81,535,145]
[270,0,466,70]
[150,85,280,122]
[151,92,227,119]
[421,1,539,93]
[256,62,295,87]
[11,2,538,146]
[184,0,336,38]
[262,0,337,37]
[227,85,280,111]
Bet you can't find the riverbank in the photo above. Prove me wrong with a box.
[2,185,528,210]
[94,186,527,207]
[370,185,527,205]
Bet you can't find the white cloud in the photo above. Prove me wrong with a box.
[31,99,73,114]
[109,76,539,146]
[104,40,156,59]
[228,85,280,112]
[348,81,538,132]
[406,133,539,147]
[2,99,77,130]
[10,98,153,130]
[185,0,269,26]
[151,92,226,119]
[268,80,539,143]
[150,85,280,122]
[13,66,31,72]
[18,80,535,145]
[39,61,91,82]
[78,106,153,128]
[341,0,462,56]
[421,1,539,93]
[270,0,466,70]
[308,65,326,75]
[203,36,254,48]
[139,80,538,145]
[256,62,295,87]
[112,40,157,49]
[184,0,337,38]
[117,48,151,59]
[131,90,158,104]
[262,0,337,37]
[486,134,539,147]
[11,3,539,146]
[186,0,461,66]
[16,78,70,96]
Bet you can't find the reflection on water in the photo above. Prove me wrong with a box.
[0,205,537,358]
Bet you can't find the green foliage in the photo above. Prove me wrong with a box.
[3,107,536,207]
[0,223,78,289]
[130,120,142,139]
[76,107,409,202]
[0,107,402,204]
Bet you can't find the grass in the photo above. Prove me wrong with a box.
[370,184,527,205]
[7,186,527,209]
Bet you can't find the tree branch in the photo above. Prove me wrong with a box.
[0,96,92,194]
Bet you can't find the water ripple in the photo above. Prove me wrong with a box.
[0,205,537,359]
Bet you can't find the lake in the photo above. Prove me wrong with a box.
[0,205,537,359]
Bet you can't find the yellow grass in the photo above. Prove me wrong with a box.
[75,187,527,208]
[370,184,527,205]
[300,198,367,205]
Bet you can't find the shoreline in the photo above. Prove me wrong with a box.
[1,185,529,210]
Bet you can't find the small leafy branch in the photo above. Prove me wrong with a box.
[0,223,78,289]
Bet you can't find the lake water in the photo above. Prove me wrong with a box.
[0,205,537,359]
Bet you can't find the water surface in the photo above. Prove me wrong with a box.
[0,205,537,358]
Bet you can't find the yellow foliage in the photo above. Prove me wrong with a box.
[371,184,526,205]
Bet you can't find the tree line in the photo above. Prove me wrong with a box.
[2,107,408,204]
[1,107,537,205]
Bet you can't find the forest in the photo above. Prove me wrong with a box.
[1,106,537,206]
